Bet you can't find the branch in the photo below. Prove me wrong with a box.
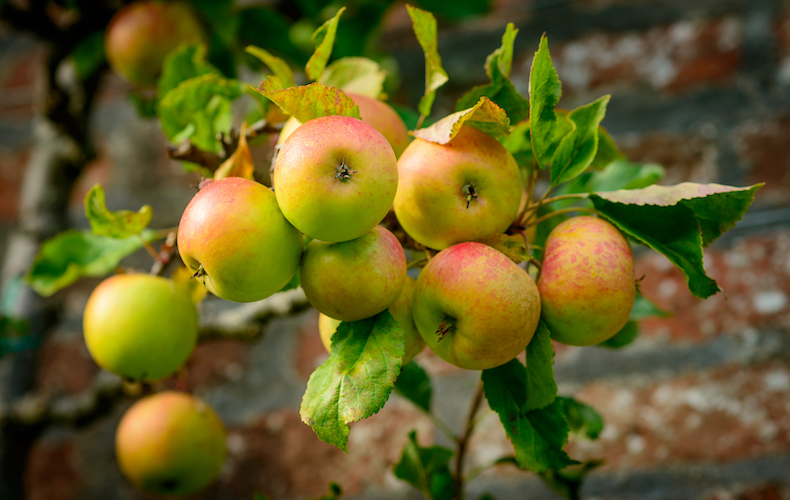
[167,141,223,171]
[454,380,485,500]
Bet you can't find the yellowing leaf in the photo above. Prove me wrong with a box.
[214,122,255,180]
[84,184,152,239]
[412,97,509,144]
[305,7,346,81]
[407,5,448,118]
[319,57,386,98]
[254,79,360,123]
[245,45,296,88]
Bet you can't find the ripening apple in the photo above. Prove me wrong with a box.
[273,115,398,242]
[277,93,410,157]
[104,1,205,87]
[318,275,425,363]
[83,274,197,381]
[394,125,523,250]
[538,216,636,346]
[301,225,406,322]
[178,177,303,303]
[412,242,540,370]
[116,391,226,497]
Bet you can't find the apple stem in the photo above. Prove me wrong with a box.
[436,316,456,342]
[334,159,357,180]
[463,183,478,209]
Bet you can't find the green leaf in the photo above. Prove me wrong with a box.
[524,321,557,412]
[416,0,491,20]
[238,7,306,65]
[393,431,454,500]
[310,483,342,500]
[158,73,242,153]
[158,44,219,100]
[84,184,152,239]
[70,31,105,80]
[245,45,296,89]
[529,35,562,169]
[190,0,237,47]
[300,311,405,452]
[482,362,578,472]
[305,7,346,81]
[570,160,665,194]
[559,397,603,440]
[550,95,610,186]
[407,5,449,118]
[590,183,763,298]
[394,361,432,412]
[25,229,158,297]
[412,97,509,144]
[254,79,360,123]
[590,127,623,170]
[599,293,671,349]
[456,24,529,124]
[537,460,603,500]
[319,57,387,98]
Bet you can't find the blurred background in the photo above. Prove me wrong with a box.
[1,0,789,499]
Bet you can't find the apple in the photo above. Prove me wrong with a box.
[178,177,302,303]
[83,274,197,381]
[273,115,398,242]
[104,1,205,87]
[301,225,406,321]
[412,242,540,370]
[277,93,410,157]
[116,391,226,496]
[393,125,523,250]
[538,216,636,346]
[318,275,426,363]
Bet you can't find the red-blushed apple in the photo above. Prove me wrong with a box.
[301,225,406,321]
[539,216,635,346]
[394,125,522,250]
[104,1,205,87]
[277,93,410,157]
[83,274,197,381]
[116,391,226,497]
[318,275,426,363]
[412,242,540,370]
[178,177,302,302]
[273,115,398,242]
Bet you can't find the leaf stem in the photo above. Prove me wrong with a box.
[516,167,539,225]
[538,192,590,206]
[454,379,485,500]
[530,206,600,226]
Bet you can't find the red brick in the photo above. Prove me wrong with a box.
[0,47,44,118]
[544,17,743,95]
[25,438,83,500]
[36,333,98,396]
[0,148,28,220]
[735,117,790,208]
[184,339,250,390]
[565,362,790,469]
[635,231,790,343]
[617,131,720,186]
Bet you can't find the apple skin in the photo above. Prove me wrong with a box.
[83,274,197,381]
[394,126,523,250]
[412,242,540,370]
[273,115,398,242]
[116,391,226,497]
[178,177,303,303]
[104,1,205,87]
[538,216,636,346]
[277,93,410,157]
[318,276,426,363]
[301,225,406,322]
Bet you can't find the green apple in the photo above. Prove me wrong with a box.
[116,391,226,496]
[273,115,398,242]
[539,216,635,346]
[83,274,197,381]
[318,275,426,363]
[412,242,540,370]
[277,93,410,157]
[104,1,205,87]
[178,177,303,303]
[301,225,406,321]
[393,125,522,250]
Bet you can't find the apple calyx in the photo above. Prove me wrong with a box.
[436,316,457,342]
[334,159,357,181]
[463,182,478,209]
[192,265,206,280]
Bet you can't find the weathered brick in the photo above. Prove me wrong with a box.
[25,436,83,500]
[617,131,721,185]
[545,17,743,95]
[735,116,790,208]
[0,148,28,220]
[36,331,98,396]
[185,339,250,390]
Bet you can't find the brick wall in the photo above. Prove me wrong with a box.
[2,0,790,499]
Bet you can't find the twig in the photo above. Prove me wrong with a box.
[150,231,178,276]
[167,141,223,171]
[454,380,485,500]
[406,258,428,270]
[530,206,600,226]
